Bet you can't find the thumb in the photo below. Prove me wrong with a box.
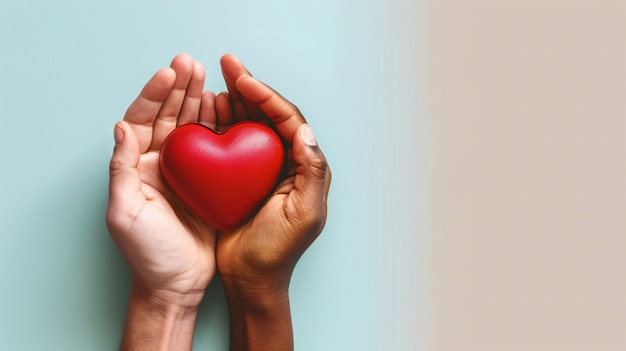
[290,124,331,229]
[107,121,142,225]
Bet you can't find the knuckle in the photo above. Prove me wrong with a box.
[308,153,328,175]
[108,157,124,177]
[299,196,328,232]
[292,105,303,118]
[284,195,328,236]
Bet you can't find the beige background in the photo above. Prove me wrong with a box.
[428,1,626,350]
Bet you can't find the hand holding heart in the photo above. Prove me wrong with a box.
[209,54,331,351]
[106,53,330,350]
[213,54,331,290]
[107,54,215,310]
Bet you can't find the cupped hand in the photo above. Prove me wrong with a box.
[213,54,332,292]
[106,54,218,307]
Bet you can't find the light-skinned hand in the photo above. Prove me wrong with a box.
[106,53,217,350]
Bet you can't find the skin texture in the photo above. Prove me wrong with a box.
[106,53,331,351]
[107,54,217,350]
[215,54,332,351]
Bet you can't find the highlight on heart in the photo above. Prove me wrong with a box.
[160,121,285,232]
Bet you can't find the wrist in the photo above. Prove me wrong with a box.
[131,276,206,311]
[120,279,203,351]
[223,278,289,310]
[221,273,291,306]
[222,278,294,351]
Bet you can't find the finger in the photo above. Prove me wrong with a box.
[150,53,195,150]
[215,92,234,130]
[199,91,217,129]
[107,121,144,229]
[232,95,251,122]
[288,124,330,235]
[220,54,251,121]
[123,67,176,153]
[220,54,250,96]
[177,60,206,126]
[220,54,263,120]
[235,75,305,143]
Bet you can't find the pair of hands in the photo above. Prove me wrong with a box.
[106,53,330,350]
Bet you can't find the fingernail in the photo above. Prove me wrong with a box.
[301,125,317,147]
[114,122,125,145]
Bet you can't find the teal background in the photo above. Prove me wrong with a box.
[0,0,426,349]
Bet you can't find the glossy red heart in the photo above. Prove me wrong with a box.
[160,122,285,232]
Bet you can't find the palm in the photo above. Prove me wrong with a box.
[216,180,300,277]
[133,151,216,290]
[107,54,219,294]
[213,55,326,281]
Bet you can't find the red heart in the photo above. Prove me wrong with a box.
[160,122,285,232]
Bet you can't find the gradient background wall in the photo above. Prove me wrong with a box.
[0,0,424,350]
[1,0,624,350]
